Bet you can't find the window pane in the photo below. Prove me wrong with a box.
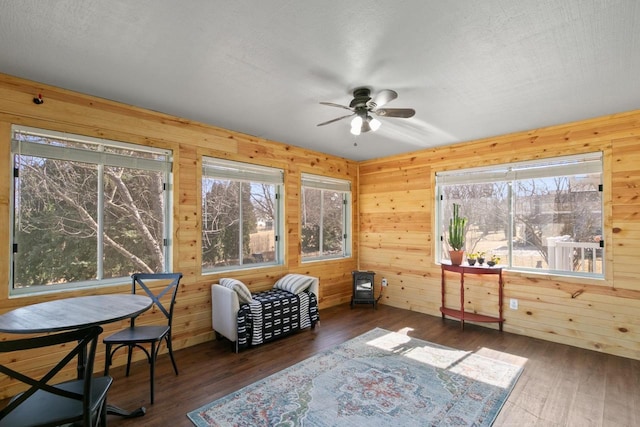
[301,187,321,257]
[248,183,276,263]
[238,182,255,264]
[11,126,172,294]
[201,158,282,273]
[301,173,350,261]
[202,179,241,268]
[513,174,602,273]
[103,166,165,277]
[322,190,344,256]
[441,183,509,264]
[14,155,98,288]
[301,186,347,259]
[437,154,603,278]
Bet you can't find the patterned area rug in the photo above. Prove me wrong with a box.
[188,328,525,426]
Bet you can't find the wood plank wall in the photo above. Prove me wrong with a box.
[358,111,640,361]
[0,73,358,398]
[0,71,638,399]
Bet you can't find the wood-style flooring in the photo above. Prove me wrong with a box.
[106,303,640,426]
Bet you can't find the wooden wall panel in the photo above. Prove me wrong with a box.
[0,73,358,399]
[359,111,640,361]
[1,70,639,399]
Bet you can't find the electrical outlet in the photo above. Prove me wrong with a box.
[509,298,518,310]
[381,278,388,287]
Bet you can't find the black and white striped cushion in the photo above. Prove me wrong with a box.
[220,278,254,304]
[273,274,314,294]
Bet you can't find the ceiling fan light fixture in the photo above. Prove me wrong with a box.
[361,118,372,133]
[351,115,363,135]
[317,87,415,137]
[369,116,381,132]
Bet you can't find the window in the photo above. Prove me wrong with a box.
[436,153,604,278]
[11,125,173,295]
[301,173,351,260]
[201,158,283,272]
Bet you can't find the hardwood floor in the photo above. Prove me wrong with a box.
[106,304,640,426]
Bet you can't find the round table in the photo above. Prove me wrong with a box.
[0,294,152,334]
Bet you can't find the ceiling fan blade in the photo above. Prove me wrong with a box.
[371,89,398,108]
[375,108,416,118]
[317,113,355,127]
[319,101,353,111]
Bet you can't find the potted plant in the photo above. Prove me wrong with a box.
[487,254,501,267]
[447,203,467,265]
[467,252,477,266]
[476,251,486,266]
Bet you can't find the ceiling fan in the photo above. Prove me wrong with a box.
[317,87,416,135]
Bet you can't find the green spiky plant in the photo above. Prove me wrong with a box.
[448,203,467,251]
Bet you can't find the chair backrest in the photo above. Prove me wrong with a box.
[131,272,183,327]
[0,325,102,424]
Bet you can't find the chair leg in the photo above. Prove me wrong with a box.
[166,336,179,375]
[104,343,112,375]
[150,342,156,404]
[99,397,107,427]
[125,345,133,376]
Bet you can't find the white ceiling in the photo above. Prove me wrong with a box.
[1,1,639,161]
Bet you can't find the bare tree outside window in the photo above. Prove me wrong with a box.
[201,158,282,273]
[301,174,350,260]
[513,175,602,272]
[437,153,603,277]
[11,127,171,292]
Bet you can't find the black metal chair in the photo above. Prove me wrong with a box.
[103,272,182,404]
[0,325,112,427]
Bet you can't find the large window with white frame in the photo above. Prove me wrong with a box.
[436,152,604,278]
[10,125,173,295]
[201,158,283,272]
[301,173,351,261]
